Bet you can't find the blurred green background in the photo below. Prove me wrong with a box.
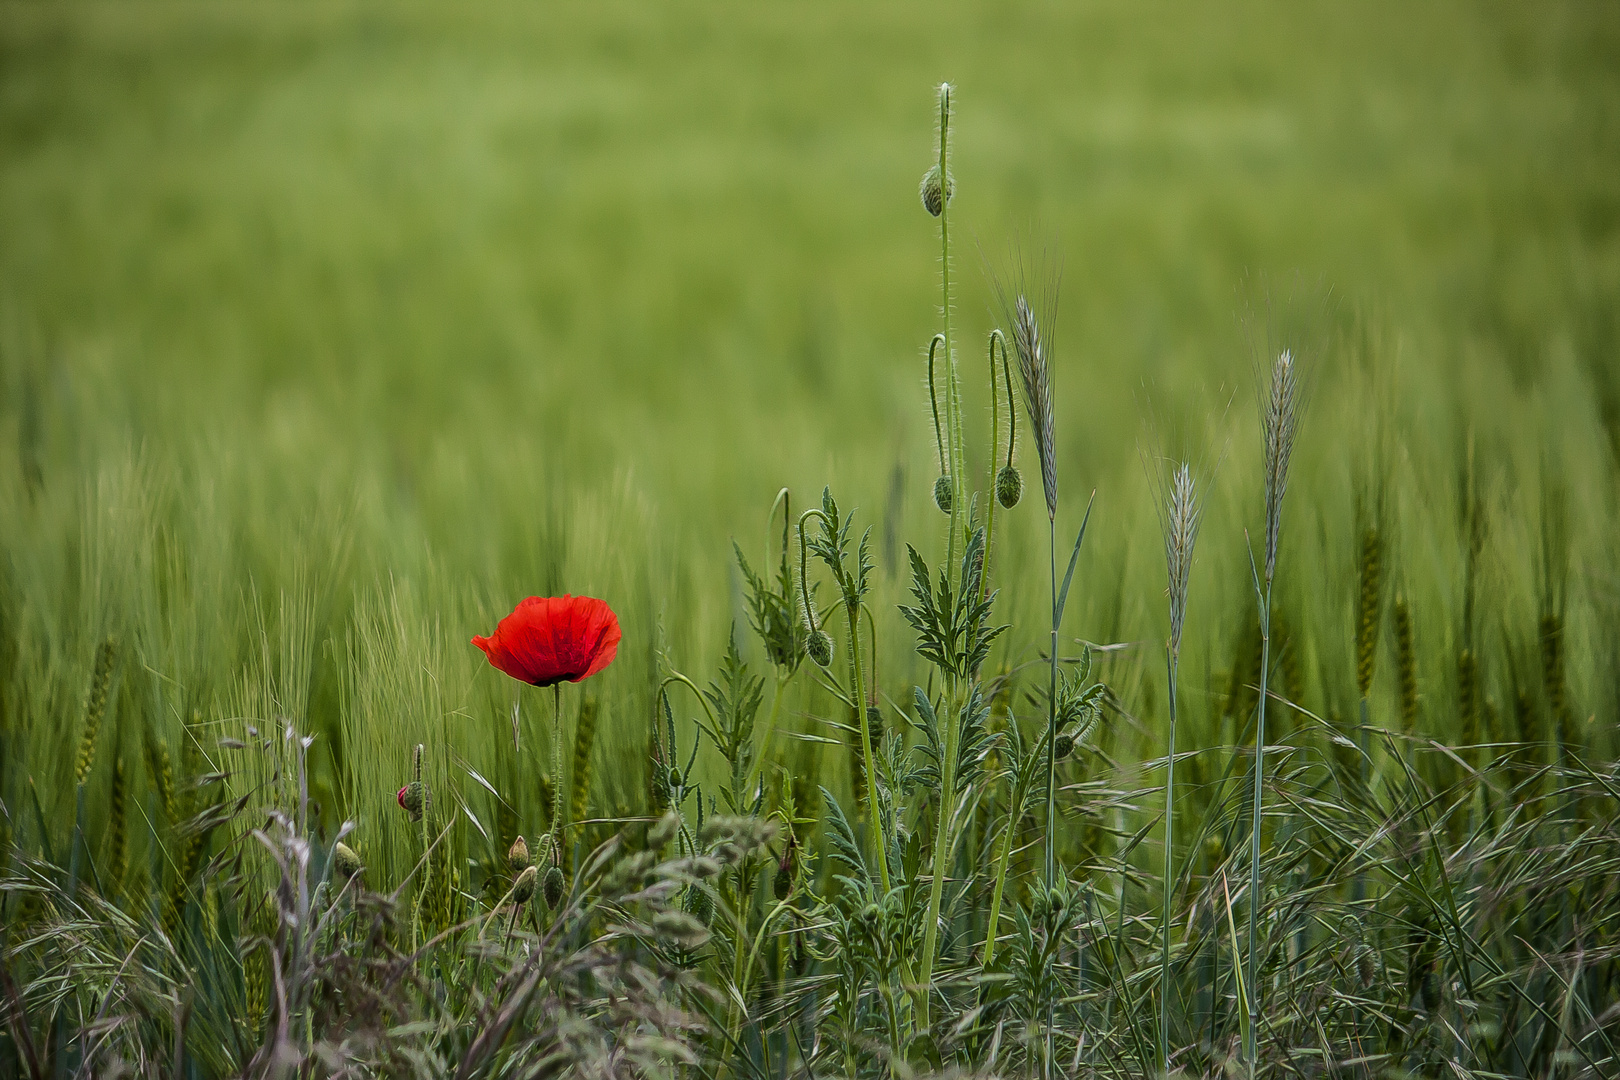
[1,0,1617,869]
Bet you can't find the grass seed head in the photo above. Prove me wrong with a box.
[1356,525,1383,697]
[1261,349,1302,583]
[73,638,117,786]
[1003,289,1058,520]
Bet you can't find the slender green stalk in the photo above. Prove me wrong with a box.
[936,84,963,576]
[918,672,958,1030]
[1046,514,1058,886]
[552,683,564,850]
[1161,650,1178,1072]
[1246,583,1271,1074]
[845,593,891,897]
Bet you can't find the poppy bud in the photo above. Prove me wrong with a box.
[648,809,680,848]
[397,781,428,823]
[512,865,538,904]
[332,842,363,881]
[807,629,834,668]
[996,465,1023,509]
[774,837,798,901]
[919,164,953,217]
[508,835,531,874]
[543,864,566,908]
[865,705,885,747]
[1054,732,1075,759]
[933,475,953,514]
[666,765,684,792]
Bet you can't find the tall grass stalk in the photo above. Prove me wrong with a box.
[1245,349,1300,1074]
[1155,461,1204,1073]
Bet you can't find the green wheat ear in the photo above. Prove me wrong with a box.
[74,638,117,786]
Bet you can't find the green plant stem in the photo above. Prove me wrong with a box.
[1162,649,1180,1075]
[846,599,891,897]
[937,86,962,578]
[981,757,1023,970]
[1046,514,1058,886]
[918,673,959,1030]
[981,330,1008,606]
[1245,582,1272,1076]
[552,684,565,850]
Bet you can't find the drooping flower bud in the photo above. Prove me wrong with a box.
[933,475,953,513]
[332,842,363,881]
[807,629,834,668]
[543,864,566,908]
[508,835,531,874]
[512,865,538,904]
[397,781,428,823]
[996,465,1023,509]
[1054,732,1075,759]
[920,164,953,217]
[774,834,799,901]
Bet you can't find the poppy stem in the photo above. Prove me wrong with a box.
[552,683,564,850]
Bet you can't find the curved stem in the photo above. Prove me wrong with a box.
[982,330,1009,606]
[657,672,722,735]
[981,770,1020,970]
[926,334,948,476]
[796,509,830,634]
[766,487,790,576]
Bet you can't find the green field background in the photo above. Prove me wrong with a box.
[2,0,1617,886]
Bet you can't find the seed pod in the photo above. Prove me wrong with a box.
[933,475,953,513]
[508,835,531,874]
[996,465,1023,509]
[919,164,953,217]
[512,865,537,904]
[397,781,428,823]
[866,705,885,747]
[333,842,363,881]
[543,865,566,908]
[807,629,834,668]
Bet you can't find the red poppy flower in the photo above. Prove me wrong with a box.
[472,594,621,687]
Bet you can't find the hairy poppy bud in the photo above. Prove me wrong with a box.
[512,865,537,904]
[807,629,834,668]
[508,835,530,874]
[996,465,1023,509]
[543,864,566,908]
[397,781,428,823]
[774,837,798,901]
[332,842,363,881]
[933,475,953,513]
[1054,733,1075,759]
[865,706,885,747]
[919,164,953,217]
